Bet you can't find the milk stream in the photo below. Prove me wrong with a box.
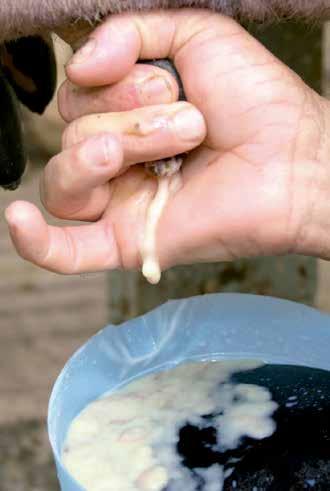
[62,360,278,491]
[141,170,181,285]
[141,176,170,285]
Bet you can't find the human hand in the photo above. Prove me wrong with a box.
[5,10,330,274]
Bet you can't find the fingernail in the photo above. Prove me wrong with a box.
[139,76,173,105]
[69,38,96,65]
[173,108,205,142]
[84,135,110,164]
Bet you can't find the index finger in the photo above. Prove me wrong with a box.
[65,9,238,87]
[65,15,142,87]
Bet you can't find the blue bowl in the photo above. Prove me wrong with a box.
[48,293,330,490]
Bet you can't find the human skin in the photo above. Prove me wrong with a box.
[0,1,328,192]
[5,11,330,274]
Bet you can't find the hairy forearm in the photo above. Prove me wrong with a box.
[1,0,330,42]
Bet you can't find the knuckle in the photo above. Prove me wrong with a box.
[72,141,89,167]
[40,170,70,218]
[62,118,85,149]
[57,171,73,197]
[40,162,59,210]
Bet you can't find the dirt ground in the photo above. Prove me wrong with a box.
[1,28,330,491]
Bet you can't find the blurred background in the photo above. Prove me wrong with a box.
[1,22,330,491]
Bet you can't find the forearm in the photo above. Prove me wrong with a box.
[1,0,330,42]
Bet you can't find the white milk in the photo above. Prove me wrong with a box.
[141,170,182,285]
[141,176,171,285]
[63,360,277,491]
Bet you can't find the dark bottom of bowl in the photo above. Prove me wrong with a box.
[168,364,330,491]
